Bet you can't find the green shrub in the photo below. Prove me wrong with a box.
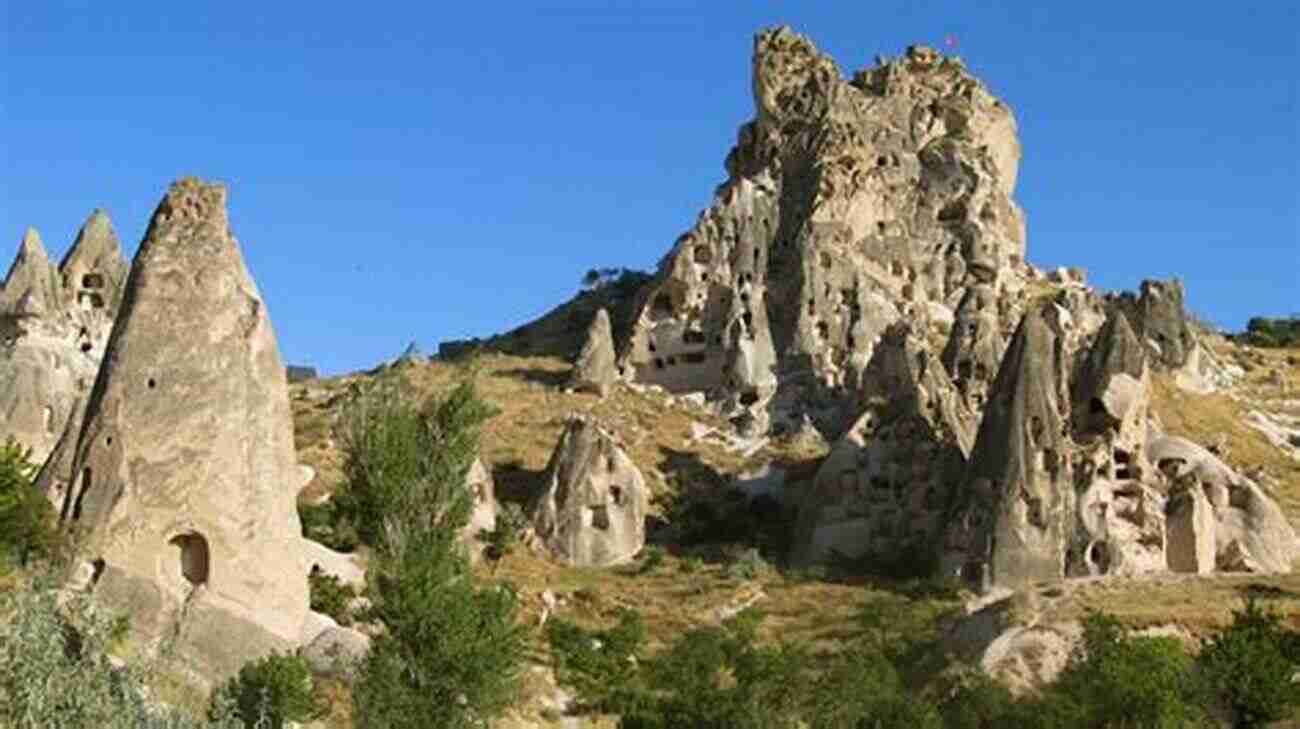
[1198,597,1300,728]
[1237,316,1300,348]
[212,652,322,729]
[1040,611,1211,729]
[725,548,770,581]
[298,499,359,553]
[308,570,357,626]
[0,437,63,569]
[342,372,525,729]
[636,545,666,575]
[0,585,244,728]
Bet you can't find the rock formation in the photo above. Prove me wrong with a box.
[460,457,499,559]
[570,307,618,396]
[621,29,1033,435]
[792,321,974,564]
[47,178,309,679]
[1106,279,1197,369]
[530,415,648,566]
[1148,435,1298,573]
[943,308,1075,586]
[1,213,127,464]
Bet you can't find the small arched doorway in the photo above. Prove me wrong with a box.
[170,532,210,586]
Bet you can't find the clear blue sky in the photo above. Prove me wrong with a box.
[4,2,1296,375]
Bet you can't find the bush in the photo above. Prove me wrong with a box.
[342,372,525,729]
[212,652,322,729]
[1038,611,1211,729]
[0,585,245,728]
[298,499,359,553]
[1237,316,1300,348]
[1198,597,1300,728]
[308,570,357,626]
[0,437,62,569]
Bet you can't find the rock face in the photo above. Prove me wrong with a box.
[1148,435,1298,574]
[530,415,648,566]
[1107,279,1198,369]
[792,321,974,564]
[48,179,308,679]
[944,309,1075,586]
[1,213,127,464]
[570,307,618,396]
[460,457,499,559]
[621,28,1030,434]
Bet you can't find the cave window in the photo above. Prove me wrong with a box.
[170,532,210,586]
[82,273,105,289]
[666,356,677,366]
[683,352,707,364]
[682,329,707,345]
[147,377,157,389]
[739,390,759,406]
[653,293,674,315]
[648,341,657,353]
[610,486,624,506]
[693,245,713,264]
[653,358,665,370]
[590,505,611,531]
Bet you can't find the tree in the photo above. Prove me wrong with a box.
[212,652,322,729]
[343,372,525,729]
[0,438,61,569]
[1198,597,1300,728]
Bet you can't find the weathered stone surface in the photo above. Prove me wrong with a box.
[302,623,371,679]
[942,284,1008,413]
[1165,480,1215,574]
[793,321,974,564]
[570,307,618,396]
[51,178,308,679]
[622,29,1029,434]
[1072,312,1147,436]
[1148,435,1297,573]
[460,457,498,559]
[1106,279,1197,369]
[944,309,1074,587]
[2,214,127,464]
[302,538,366,589]
[530,415,647,567]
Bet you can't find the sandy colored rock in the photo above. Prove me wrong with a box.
[460,457,499,559]
[1106,279,1197,369]
[51,178,308,679]
[622,28,1030,435]
[530,415,648,567]
[944,309,1074,587]
[570,307,618,396]
[793,321,974,564]
[1,216,127,464]
[1165,481,1215,574]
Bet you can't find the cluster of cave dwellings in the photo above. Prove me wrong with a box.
[68,271,108,310]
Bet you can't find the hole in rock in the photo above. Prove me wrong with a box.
[170,533,210,587]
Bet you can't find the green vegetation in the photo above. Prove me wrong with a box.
[1236,316,1300,348]
[548,597,1300,729]
[339,370,526,729]
[211,652,323,729]
[0,586,246,728]
[480,501,527,573]
[0,437,62,571]
[309,570,358,626]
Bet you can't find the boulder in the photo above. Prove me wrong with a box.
[459,457,498,559]
[1165,481,1215,574]
[1147,435,1297,573]
[302,624,371,680]
[530,415,647,566]
[570,307,618,396]
[50,178,309,679]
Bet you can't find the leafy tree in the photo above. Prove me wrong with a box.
[0,437,62,569]
[344,372,525,729]
[1198,597,1300,728]
[1041,611,1211,729]
[211,652,322,729]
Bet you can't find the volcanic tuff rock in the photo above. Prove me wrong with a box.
[792,321,974,564]
[1,213,127,463]
[570,307,618,396]
[1106,279,1198,369]
[530,415,648,567]
[623,28,1032,434]
[48,178,308,680]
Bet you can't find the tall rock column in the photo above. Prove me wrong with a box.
[55,178,308,679]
